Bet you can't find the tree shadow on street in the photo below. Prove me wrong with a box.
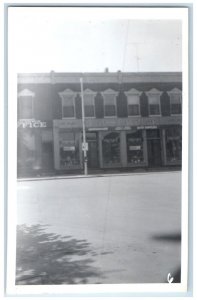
[16,224,102,285]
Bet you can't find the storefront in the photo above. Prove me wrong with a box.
[17,120,53,177]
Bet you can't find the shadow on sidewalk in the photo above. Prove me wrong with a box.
[16,224,102,285]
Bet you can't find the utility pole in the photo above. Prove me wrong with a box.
[80,77,88,175]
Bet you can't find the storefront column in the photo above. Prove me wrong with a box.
[98,132,103,168]
[53,126,60,170]
[162,128,167,165]
[142,129,148,166]
[120,131,127,167]
[34,129,42,171]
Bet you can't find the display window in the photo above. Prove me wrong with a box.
[102,132,120,165]
[165,126,182,163]
[126,130,144,164]
[59,131,80,168]
[17,129,36,175]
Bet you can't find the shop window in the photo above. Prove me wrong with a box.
[84,89,96,117]
[102,89,118,117]
[166,126,182,163]
[18,89,35,119]
[146,89,162,116]
[59,89,76,118]
[126,130,144,164]
[167,88,182,115]
[59,131,80,168]
[17,129,36,174]
[125,89,141,116]
[102,132,120,164]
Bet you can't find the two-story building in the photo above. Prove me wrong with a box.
[17,71,182,177]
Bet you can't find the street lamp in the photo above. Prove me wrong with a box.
[80,77,88,175]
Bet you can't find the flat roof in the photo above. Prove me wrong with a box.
[18,71,182,84]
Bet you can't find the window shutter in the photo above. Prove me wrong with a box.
[117,91,128,118]
[95,92,104,118]
[75,94,82,119]
[160,92,170,116]
[140,92,149,117]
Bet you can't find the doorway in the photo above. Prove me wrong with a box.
[147,129,162,167]
[86,132,99,168]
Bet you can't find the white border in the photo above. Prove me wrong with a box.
[4,4,190,297]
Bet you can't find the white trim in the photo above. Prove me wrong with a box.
[17,88,35,97]
[102,89,118,117]
[59,90,76,119]
[146,88,162,116]
[17,89,34,119]
[167,88,182,115]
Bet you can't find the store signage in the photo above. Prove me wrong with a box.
[137,125,157,129]
[115,126,131,131]
[88,128,108,131]
[63,146,75,151]
[129,146,141,151]
[82,142,89,151]
[18,120,47,128]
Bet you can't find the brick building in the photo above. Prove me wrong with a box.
[17,71,182,177]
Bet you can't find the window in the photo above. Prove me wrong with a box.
[125,89,141,116]
[146,89,162,116]
[126,130,144,164]
[59,89,76,118]
[102,132,120,165]
[168,88,182,115]
[165,126,182,163]
[18,89,35,119]
[59,131,80,168]
[102,89,117,117]
[84,89,96,117]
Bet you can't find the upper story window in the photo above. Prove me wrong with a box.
[84,89,96,118]
[146,88,162,116]
[125,88,142,116]
[167,88,182,115]
[102,89,118,117]
[59,89,76,118]
[18,89,35,119]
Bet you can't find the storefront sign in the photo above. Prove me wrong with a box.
[18,120,47,128]
[88,128,108,131]
[137,125,157,129]
[129,145,141,151]
[115,126,131,131]
[63,146,75,151]
[82,142,89,151]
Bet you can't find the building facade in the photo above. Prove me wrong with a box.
[17,72,182,177]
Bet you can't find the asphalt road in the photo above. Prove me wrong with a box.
[16,171,181,285]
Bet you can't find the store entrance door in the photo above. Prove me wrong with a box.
[86,132,99,168]
[147,129,162,167]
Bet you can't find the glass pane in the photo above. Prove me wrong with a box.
[148,94,160,104]
[127,95,139,105]
[126,131,144,163]
[105,105,116,116]
[104,94,115,105]
[166,127,182,162]
[63,106,75,118]
[19,96,33,119]
[62,95,74,106]
[84,94,94,105]
[171,104,182,114]
[149,104,160,115]
[59,132,80,168]
[128,105,139,116]
[85,105,94,117]
[102,132,120,164]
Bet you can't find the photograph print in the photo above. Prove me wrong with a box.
[7,6,189,294]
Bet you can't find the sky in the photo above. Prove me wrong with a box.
[9,7,183,73]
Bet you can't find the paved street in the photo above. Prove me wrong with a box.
[16,171,181,285]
